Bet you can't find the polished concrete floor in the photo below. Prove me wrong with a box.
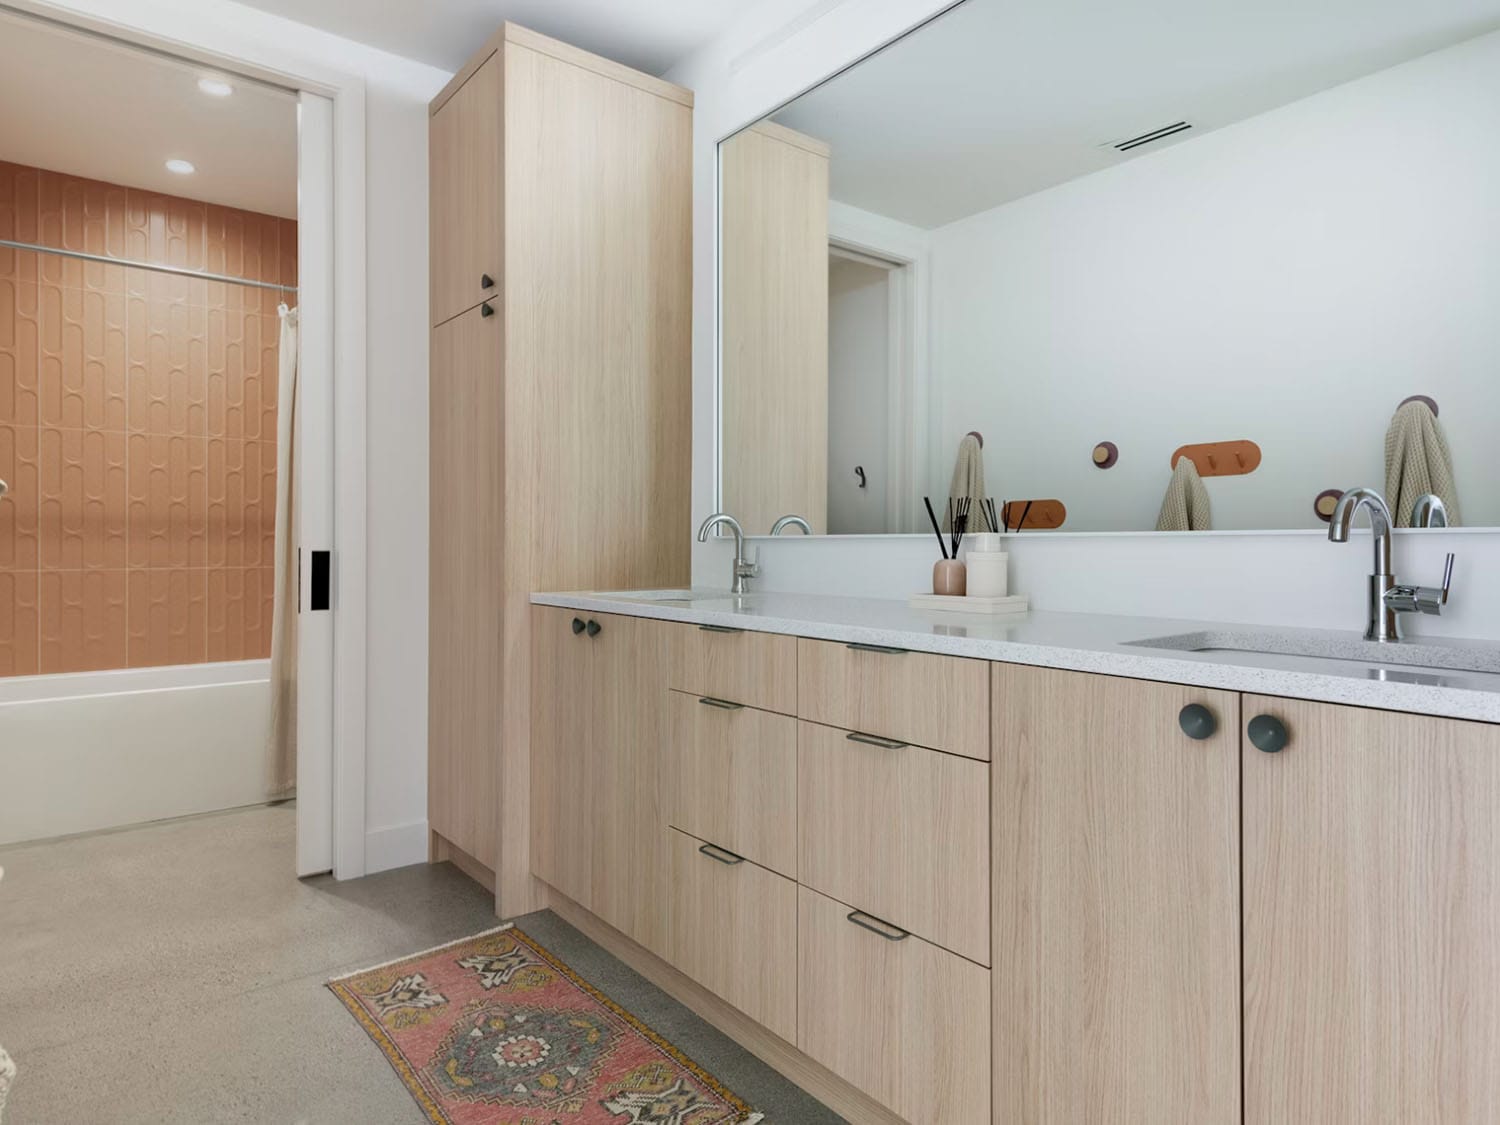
[0,804,843,1124]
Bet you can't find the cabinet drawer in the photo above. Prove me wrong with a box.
[670,624,796,714]
[669,691,797,877]
[797,885,990,1125]
[798,721,988,964]
[797,639,989,760]
[666,827,797,1041]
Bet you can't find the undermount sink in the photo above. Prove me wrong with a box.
[596,588,741,604]
[1127,630,1500,675]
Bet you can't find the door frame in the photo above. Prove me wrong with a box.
[827,202,930,533]
[14,0,370,878]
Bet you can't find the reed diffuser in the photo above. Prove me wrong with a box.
[924,496,969,595]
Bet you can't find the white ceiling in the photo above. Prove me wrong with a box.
[0,12,297,219]
[230,0,747,76]
[770,0,1500,228]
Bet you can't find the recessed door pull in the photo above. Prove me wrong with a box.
[697,843,744,866]
[847,910,910,941]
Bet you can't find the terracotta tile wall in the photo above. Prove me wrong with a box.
[0,161,295,676]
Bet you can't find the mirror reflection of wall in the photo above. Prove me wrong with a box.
[718,0,1500,535]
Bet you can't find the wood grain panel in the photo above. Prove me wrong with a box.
[669,623,796,714]
[797,637,989,760]
[528,605,592,907]
[428,304,503,869]
[798,719,988,964]
[666,827,797,1042]
[1243,697,1500,1125]
[992,664,1240,1125]
[669,689,797,877]
[720,122,829,535]
[798,883,990,1125]
[429,52,501,328]
[588,612,672,954]
[490,40,692,914]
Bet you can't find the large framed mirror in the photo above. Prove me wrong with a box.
[716,0,1500,536]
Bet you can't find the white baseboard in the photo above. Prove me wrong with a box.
[364,820,429,874]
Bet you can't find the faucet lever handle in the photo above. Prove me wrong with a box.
[1440,552,1455,605]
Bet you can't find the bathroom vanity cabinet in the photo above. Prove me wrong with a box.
[426,25,692,911]
[529,600,1500,1125]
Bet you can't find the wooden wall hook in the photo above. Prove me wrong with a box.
[1001,499,1067,530]
[1171,440,1261,478]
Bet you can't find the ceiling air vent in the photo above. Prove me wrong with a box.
[1109,121,1194,153]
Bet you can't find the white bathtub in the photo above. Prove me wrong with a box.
[0,660,273,846]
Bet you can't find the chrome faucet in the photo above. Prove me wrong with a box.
[697,513,759,594]
[1328,486,1454,641]
[770,514,812,536]
[1411,493,1449,529]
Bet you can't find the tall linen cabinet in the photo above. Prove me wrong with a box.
[427,24,692,915]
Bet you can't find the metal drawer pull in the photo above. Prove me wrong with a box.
[847,910,910,941]
[698,843,745,866]
[845,642,907,655]
[846,731,908,750]
[698,697,744,711]
[699,624,744,635]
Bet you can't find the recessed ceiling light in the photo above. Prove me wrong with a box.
[197,77,234,98]
[165,159,196,175]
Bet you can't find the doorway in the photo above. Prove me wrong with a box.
[0,7,337,876]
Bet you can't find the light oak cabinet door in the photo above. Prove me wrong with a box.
[797,884,990,1125]
[669,624,797,714]
[1243,696,1500,1125]
[666,827,797,1041]
[529,606,594,908]
[429,51,502,328]
[992,664,1240,1125]
[798,638,990,760]
[531,609,670,954]
[669,691,797,878]
[429,305,505,873]
[588,613,670,953]
[798,720,989,964]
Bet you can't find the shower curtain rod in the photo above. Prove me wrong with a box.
[0,237,297,294]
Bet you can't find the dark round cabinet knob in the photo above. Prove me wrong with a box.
[1248,714,1289,754]
[1178,703,1217,740]
[586,619,602,637]
[480,301,495,318]
[481,273,495,290]
[571,617,585,635]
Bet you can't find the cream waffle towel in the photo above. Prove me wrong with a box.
[1156,456,1212,531]
[944,432,989,531]
[1386,400,1460,527]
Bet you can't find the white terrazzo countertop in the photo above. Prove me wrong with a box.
[531,588,1500,723]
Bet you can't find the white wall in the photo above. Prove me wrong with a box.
[828,256,890,533]
[669,0,1500,642]
[31,0,450,871]
[926,29,1500,532]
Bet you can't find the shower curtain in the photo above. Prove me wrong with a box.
[268,305,300,797]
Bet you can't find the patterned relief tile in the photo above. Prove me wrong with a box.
[0,277,39,427]
[39,283,128,432]
[0,163,41,284]
[0,423,40,572]
[127,568,207,668]
[207,567,272,661]
[278,218,298,288]
[127,433,207,569]
[125,189,207,305]
[39,568,128,673]
[0,568,40,677]
[36,170,129,293]
[126,295,206,435]
[38,427,128,570]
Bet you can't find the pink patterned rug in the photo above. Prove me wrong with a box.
[328,924,763,1125]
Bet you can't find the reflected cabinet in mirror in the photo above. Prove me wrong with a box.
[717,0,1500,535]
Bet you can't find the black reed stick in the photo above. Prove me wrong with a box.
[923,496,948,559]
